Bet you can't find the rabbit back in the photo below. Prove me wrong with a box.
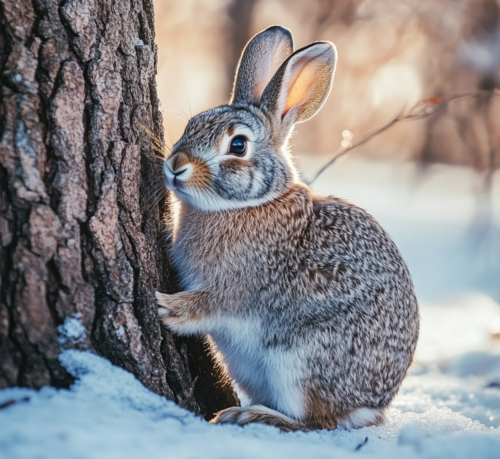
[170,184,419,428]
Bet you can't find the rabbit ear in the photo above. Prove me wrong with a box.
[261,42,336,131]
[231,26,294,105]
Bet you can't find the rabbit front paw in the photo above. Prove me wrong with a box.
[155,291,190,329]
[155,290,210,334]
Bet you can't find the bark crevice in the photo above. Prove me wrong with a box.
[0,0,238,418]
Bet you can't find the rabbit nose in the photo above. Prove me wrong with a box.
[170,151,191,174]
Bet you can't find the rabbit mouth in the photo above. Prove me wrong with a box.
[166,179,189,196]
[163,161,194,190]
[163,169,193,202]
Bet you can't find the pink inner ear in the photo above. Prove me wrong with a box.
[281,54,318,119]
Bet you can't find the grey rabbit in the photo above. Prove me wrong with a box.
[156,25,419,431]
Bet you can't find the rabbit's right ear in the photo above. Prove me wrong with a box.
[231,26,294,105]
[260,41,336,135]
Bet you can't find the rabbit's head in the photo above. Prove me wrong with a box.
[163,26,337,211]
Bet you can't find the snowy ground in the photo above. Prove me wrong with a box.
[1,157,500,458]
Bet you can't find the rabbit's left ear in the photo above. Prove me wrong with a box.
[261,42,336,131]
[231,26,294,105]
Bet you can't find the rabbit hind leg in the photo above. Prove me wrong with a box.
[303,389,385,430]
[210,405,309,432]
[337,407,386,430]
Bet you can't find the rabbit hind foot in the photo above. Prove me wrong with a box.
[210,405,309,432]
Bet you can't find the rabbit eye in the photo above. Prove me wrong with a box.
[228,136,247,156]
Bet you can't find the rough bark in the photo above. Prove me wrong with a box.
[0,0,237,419]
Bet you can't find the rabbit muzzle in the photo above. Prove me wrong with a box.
[163,152,194,191]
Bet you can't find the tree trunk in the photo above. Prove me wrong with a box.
[0,0,237,419]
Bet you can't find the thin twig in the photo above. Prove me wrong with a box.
[306,88,500,185]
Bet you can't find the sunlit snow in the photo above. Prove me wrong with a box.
[1,158,499,458]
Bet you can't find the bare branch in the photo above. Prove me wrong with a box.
[306,88,500,185]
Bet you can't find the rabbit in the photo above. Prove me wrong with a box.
[156,25,419,432]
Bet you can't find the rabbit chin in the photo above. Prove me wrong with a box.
[172,186,283,212]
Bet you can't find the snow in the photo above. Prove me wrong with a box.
[1,157,500,458]
[1,337,500,459]
[57,314,86,345]
[416,294,500,365]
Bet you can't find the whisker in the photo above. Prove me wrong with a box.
[200,179,216,211]
[180,80,193,119]
[141,173,165,198]
[144,187,168,212]
[204,184,223,212]
[203,189,216,211]
[196,182,215,210]
[137,122,170,161]
[163,108,188,123]
[164,123,176,151]
[144,181,164,199]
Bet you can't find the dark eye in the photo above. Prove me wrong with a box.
[228,136,247,156]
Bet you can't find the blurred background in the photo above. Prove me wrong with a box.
[153,0,500,311]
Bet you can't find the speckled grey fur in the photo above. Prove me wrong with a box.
[157,26,419,431]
